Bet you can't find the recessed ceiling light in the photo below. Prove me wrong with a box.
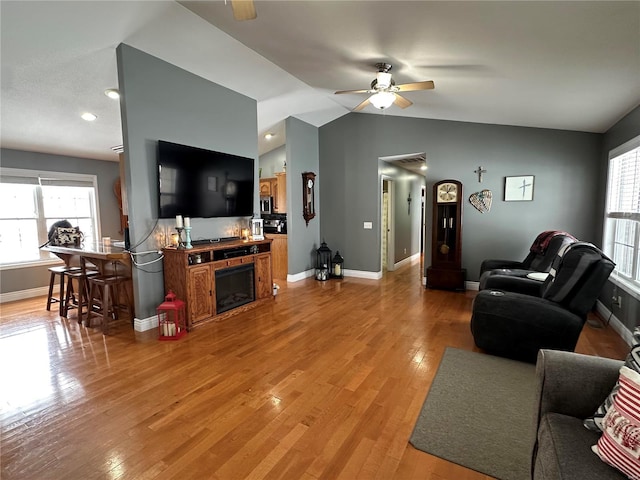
[264,133,274,140]
[81,112,97,121]
[104,89,120,100]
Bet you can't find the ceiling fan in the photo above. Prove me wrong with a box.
[230,0,256,21]
[335,63,434,111]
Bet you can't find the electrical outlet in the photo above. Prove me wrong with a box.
[613,295,622,308]
[404,248,407,254]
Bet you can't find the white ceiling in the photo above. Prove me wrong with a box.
[1,1,639,163]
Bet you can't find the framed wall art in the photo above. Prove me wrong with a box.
[504,175,535,201]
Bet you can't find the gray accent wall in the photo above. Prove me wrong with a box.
[259,145,286,179]
[598,104,640,332]
[0,148,120,294]
[285,117,320,274]
[116,44,258,319]
[319,113,602,279]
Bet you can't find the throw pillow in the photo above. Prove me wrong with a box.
[592,366,640,479]
[584,327,640,432]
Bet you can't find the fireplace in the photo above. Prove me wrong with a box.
[215,263,255,314]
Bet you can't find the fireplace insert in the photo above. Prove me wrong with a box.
[215,263,255,314]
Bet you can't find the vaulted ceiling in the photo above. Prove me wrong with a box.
[1,1,639,162]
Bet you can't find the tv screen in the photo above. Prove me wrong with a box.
[157,140,255,219]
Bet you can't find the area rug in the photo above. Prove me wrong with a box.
[409,347,537,480]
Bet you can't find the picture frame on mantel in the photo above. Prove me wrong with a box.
[504,175,535,202]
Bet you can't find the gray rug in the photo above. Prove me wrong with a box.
[410,347,537,480]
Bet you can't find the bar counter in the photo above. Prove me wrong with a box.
[43,242,134,319]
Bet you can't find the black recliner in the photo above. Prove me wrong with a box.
[470,242,615,363]
[478,231,577,295]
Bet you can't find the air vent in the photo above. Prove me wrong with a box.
[111,145,124,153]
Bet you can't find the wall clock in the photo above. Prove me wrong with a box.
[427,179,466,290]
[302,172,316,226]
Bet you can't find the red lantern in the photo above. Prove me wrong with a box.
[157,290,187,341]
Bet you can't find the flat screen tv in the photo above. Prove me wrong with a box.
[157,140,255,219]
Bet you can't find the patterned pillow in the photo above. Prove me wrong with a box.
[584,327,640,432]
[55,226,83,246]
[592,366,640,479]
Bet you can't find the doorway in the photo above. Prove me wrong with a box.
[381,177,395,272]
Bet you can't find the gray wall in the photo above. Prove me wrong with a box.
[319,113,602,279]
[285,117,320,274]
[117,44,258,319]
[598,104,640,331]
[259,145,286,179]
[0,148,121,294]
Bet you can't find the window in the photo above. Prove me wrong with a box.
[0,168,99,267]
[603,135,640,294]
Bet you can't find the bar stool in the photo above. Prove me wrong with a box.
[63,270,100,322]
[86,275,132,334]
[46,265,80,316]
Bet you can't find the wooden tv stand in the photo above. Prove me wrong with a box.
[162,239,273,330]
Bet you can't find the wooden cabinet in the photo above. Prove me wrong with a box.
[187,265,213,322]
[163,239,273,329]
[259,180,271,196]
[266,234,287,280]
[275,172,286,213]
[255,253,272,299]
[259,173,287,213]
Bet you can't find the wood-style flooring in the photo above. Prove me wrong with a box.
[0,262,629,479]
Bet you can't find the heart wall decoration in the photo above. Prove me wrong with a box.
[469,189,493,213]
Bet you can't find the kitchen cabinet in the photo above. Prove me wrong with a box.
[259,173,287,213]
[275,172,286,213]
[266,234,287,280]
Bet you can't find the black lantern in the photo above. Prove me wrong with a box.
[331,251,344,279]
[315,241,332,281]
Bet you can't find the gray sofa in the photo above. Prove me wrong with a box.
[532,349,626,480]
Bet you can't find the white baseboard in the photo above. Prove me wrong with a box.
[287,269,315,283]
[134,314,158,332]
[344,269,383,280]
[0,286,50,304]
[595,300,633,346]
[394,253,421,270]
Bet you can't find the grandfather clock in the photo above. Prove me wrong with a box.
[427,179,466,290]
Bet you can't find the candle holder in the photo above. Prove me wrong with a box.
[175,227,185,249]
[184,226,193,249]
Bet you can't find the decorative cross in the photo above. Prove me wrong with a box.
[407,193,412,215]
[519,178,533,198]
[474,166,487,183]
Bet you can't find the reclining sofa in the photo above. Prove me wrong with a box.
[471,242,615,363]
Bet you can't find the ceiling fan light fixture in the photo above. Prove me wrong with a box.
[370,91,395,110]
[376,72,392,89]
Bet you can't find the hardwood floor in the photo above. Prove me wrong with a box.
[0,262,628,480]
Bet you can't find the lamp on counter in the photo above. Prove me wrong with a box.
[331,251,344,279]
[315,241,332,281]
[157,290,187,341]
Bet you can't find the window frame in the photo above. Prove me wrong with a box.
[0,167,101,270]
[602,135,640,299]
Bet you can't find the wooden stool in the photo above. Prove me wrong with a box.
[63,270,100,321]
[46,266,80,316]
[87,276,132,334]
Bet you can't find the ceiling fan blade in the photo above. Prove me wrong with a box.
[231,0,257,20]
[353,97,371,111]
[335,88,370,95]
[394,94,413,109]
[395,80,435,92]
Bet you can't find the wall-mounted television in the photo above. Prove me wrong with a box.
[157,140,254,219]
